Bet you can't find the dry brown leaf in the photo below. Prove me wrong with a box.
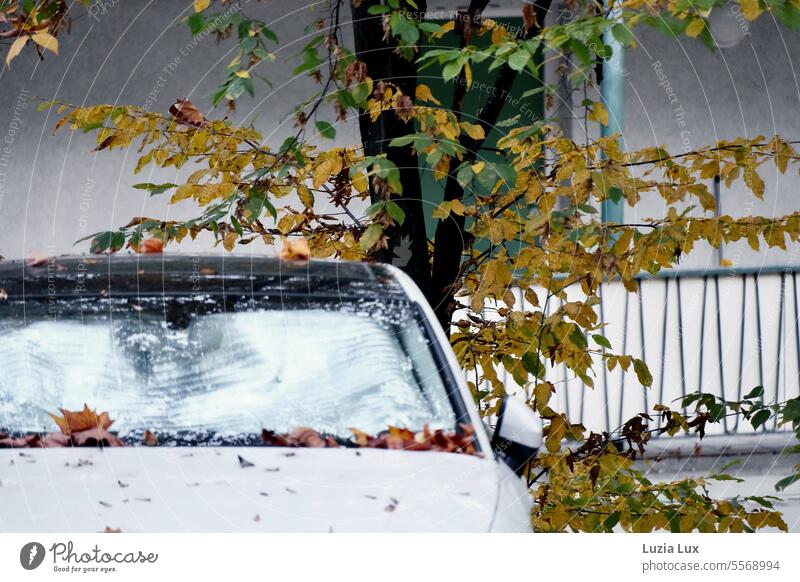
[133,238,164,254]
[48,404,114,435]
[169,99,207,128]
[522,4,538,34]
[288,427,326,448]
[71,427,123,448]
[143,430,158,446]
[0,433,40,448]
[41,432,71,448]
[103,527,122,533]
[279,237,311,261]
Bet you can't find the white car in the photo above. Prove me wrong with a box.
[0,255,540,532]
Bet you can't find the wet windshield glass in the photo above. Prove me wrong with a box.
[0,295,456,441]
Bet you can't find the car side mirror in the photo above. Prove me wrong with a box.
[491,395,542,476]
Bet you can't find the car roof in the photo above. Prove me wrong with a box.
[0,254,407,300]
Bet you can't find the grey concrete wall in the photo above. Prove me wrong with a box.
[551,3,800,270]
[1,0,799,270]
[0,0,359,259]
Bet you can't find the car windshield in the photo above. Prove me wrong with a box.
[0,294,457,443]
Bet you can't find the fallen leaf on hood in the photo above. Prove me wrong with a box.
[0,433,40,448]
[262,427,338,448]
[49,404,113,435]
[41,432,71,448]
[238,455,255,468]
[72,427,123,448]
[169,99,207,128]
[143,430,158,446]
[25,253,50,267]
[103,527,122,533]
[259,424,477,455]
[253,514,261,522]
[133,238,164,254]
[349,428,370,446]
[279,237,311,260]
[288,427,327,448]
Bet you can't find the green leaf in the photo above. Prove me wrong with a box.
[230,215,243,236]
[385,200,405,225]
[188,12,205,35]
[707,402,726,422]
[783,399,800,424]
[132,182,179,196]
[750,409,771,430]
[521,352,545,379]
[681,392,704,408]
[633,358,652,387]
[592,334,612,350]
[508,49,530,72]
[744,385,764,400]
[603,511,621,531]
[570,39,591,67]
[747,495,775,508]
[81,122,104,133]
[775,473,800,492]
[611,23,634,46]
[315,120,336,139]
[359,223,384,251]
[442,60,463,82]
[36,99,58,112]
[569,327,588,349]
[89,231,122,254]
[708,473,744,483]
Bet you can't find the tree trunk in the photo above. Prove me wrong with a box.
[350,0,432,300]
[430,0,552,330]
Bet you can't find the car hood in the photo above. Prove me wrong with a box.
[0,447,504,532]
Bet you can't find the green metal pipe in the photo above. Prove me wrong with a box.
[600,4,625,225]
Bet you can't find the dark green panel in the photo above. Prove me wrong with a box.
[417,18,543,236]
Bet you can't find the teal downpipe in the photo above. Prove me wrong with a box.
[600,6,625,225]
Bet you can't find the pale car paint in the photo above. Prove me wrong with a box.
[0,447,529,532]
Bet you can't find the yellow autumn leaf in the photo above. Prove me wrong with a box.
[461,122,485,141]
[194,0,211,12]
[685,17,705,38]
[171,184,195,203]
[235,70,250,78]
[351,170,368,193]
[463,61,473,87]
[589,101,609,126]
[222,230,238,252]
[415,84,441,105]
[471,161,485,174]
[740,0,763,21]
[491,24,508,45]
[6,35,27,67]
[297,185,314,208]
[313,159,334,189]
